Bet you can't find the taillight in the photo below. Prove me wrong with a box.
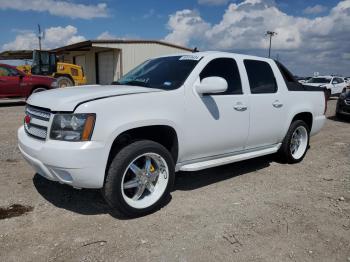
[324,90,327,115]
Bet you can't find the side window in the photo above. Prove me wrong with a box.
[200,58,242,95]
[244,60,278,94]
[0,66,10,77]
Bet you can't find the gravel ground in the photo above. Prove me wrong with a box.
[0,99,349,262]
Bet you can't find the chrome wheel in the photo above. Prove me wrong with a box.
[32,87,46,93]
[121,153,169,209]
[290,126,308,160]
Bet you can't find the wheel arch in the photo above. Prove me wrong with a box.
[290,112,313,132]
[105,124,180,180]
[29,85,49,95]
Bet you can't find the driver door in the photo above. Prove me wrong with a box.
[0,66,21,98]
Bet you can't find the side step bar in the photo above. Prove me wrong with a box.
[177,144,281,172]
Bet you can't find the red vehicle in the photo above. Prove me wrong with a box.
[0,63,57,99]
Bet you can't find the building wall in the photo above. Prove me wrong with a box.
[92,42,190,76]
[61,50,97,84]
[62,43,190,85]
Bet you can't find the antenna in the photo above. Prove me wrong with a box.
[37,24,43,50]
[266,31,277,58]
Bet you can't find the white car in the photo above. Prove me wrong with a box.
[305,76,348,97]
[18,52,326,216]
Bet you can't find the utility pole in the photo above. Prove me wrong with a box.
[37,24,42,50]
[266,31,277,58]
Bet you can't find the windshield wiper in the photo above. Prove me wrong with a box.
[117,80,150,87]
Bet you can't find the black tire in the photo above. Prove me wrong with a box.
[102,140,175,217]
[278,120,310,164]
[56,76,73,88]
[336,112,344,120]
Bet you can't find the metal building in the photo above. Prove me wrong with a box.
[51,40,193,85]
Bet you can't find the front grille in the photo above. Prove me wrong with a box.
[24,106,51,140]
[345,98,350,105]
[26,106,51,120]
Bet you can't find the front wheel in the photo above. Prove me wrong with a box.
[31,87,47,94]
[102,140,175,217]
[56,76,74,88]
[278,120,310,163]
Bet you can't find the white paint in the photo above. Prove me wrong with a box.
[19,51,326,190]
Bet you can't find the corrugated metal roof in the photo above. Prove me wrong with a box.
[0,50,33,60]
[51,39,194,53]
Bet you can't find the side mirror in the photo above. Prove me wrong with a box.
[196,77,228,95]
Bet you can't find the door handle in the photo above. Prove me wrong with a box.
[233,103,248,111]
[272,100,283,108]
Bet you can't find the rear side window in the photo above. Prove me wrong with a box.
[200,58,242,95]
[244,60,277,94]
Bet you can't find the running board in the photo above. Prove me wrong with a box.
[177,144,281,172]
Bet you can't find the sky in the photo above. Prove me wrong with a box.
[0,0,349,76]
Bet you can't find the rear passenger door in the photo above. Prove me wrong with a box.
[244,59,287,149]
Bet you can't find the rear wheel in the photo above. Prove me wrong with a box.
[278,120,310,163]
[102,140,175,217]
[56,76,73,88]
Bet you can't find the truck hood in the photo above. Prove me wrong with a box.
[27,85,162,111]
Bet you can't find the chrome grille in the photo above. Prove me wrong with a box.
[26,106,51,120]
[24,123,48,139]
[345,98,350,105]
[24,106,51,140]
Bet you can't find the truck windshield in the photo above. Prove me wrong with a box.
[307,77,331,84]
[113,55,201,90]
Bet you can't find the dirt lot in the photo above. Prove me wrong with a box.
[0,99,349,262]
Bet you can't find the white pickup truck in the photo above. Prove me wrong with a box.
[18,52,326,216]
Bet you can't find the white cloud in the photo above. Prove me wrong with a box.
[2,25,86,50]
[164,10,210,46]
[303,4,328,15]
[164,0,350,75]
[97,31,116,40]
[198,0,230,5]
[0,0,108,19]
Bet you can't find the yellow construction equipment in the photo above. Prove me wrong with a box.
[16,50,86,88]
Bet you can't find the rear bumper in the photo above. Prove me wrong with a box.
[18,126,107,188]
[310,115,326,136]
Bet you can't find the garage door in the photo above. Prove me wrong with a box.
[97,51,115,85]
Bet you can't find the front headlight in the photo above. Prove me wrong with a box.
[50,114,96,141]
[51,80,58,88]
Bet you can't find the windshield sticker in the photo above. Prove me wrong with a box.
[179,55,202,61]
[163,82,172,86]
